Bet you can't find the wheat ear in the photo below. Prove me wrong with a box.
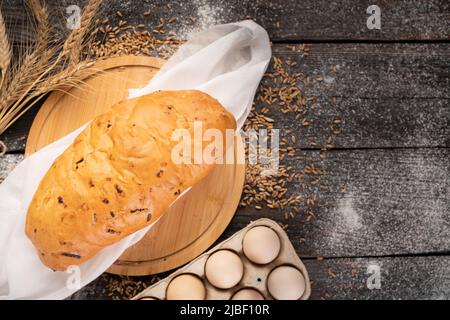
[63,0,102,64]
[0,10,11,90]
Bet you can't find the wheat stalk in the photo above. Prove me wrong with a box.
[26,0,49,53]
[0,62,98,134]
[3,0,97,117]
[0,0,51,118]
[63,0,102,64]
[0,0,104,137]
[0,10,11,89]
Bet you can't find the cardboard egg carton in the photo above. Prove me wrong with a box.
[133,218,311,300]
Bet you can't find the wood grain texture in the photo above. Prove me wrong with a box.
[132,219,312,301]
[226,148,450,257]
[273,44,450,99]
[3,148,449,258]
[304,255,450,300]
[2,43,449,151]
[3,0,450,41]
[256,43,450,148]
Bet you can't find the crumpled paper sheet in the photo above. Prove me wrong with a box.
[0,20,271,299]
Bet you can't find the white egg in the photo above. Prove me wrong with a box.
[243,226,281,264]
[139,297,158,300]
[231,288,265,300]
[166,274,206,300]
[267,266,306,300]
[205,250,244,289]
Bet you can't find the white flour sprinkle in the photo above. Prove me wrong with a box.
[176,0,226,39]
[326,192,367,245]
[336,194,362,231]
[0,155,23,183]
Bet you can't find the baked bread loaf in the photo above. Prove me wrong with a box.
[25,90,236,271]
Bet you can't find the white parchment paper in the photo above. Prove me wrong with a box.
[0,20,271,300]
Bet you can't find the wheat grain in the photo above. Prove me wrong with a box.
[0,0,50,120]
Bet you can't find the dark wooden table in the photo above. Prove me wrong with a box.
[1,0,449,300]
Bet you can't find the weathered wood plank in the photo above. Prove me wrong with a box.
[257,43,450,148]
[305,256,450,300]
[0,107,37,154]
[69,255,450,300]
[3,0,450,41]
[0,0,35,44]
[1,43,449,152]
[2,0,449,302]
[272,43,450,99]
[228,148,450,257]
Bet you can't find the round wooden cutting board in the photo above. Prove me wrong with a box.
[25,56,245,276]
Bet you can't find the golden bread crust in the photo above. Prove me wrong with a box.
[25,90,236,271]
